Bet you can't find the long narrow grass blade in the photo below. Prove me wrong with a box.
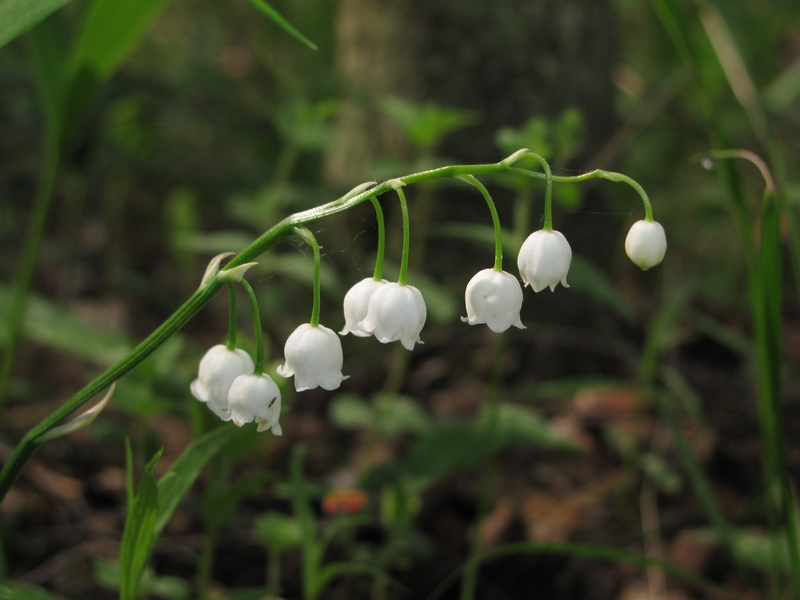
[245,0,318,51]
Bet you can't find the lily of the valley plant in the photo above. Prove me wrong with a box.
[0,149,665,499]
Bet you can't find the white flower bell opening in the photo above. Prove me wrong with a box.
[277,323,347,391]
[340,278,387,337]
[227,373,282,434]
[517,229,572,292]
[190,345,255,421]
[625,220,667,270]
[358,282,426,351]
[462,268,526,333]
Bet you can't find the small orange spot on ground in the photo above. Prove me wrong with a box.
[322,488,368,516]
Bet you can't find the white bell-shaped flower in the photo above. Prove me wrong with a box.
[461,268,526,333]
[190,345,255,421]
[625,220,667,270]
[358,282,426,351]
[227,373,283,434]
[277,323,347,391]
[340,278,387,337]
[517,229,572,292]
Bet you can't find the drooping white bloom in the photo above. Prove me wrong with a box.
[462,268,526,333]
[340,278,387,337]
[517,229,572,292]
[358,282,426,351]
[190,345,255,421]
[277,323,347,391]
[625,220,667,270]
[227,373,283,434]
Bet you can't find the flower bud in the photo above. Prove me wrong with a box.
[517,229,572,292]
[625,220,667,270]
[228,373,282,434]
[462,268,526,333]
[277,323,347,391]
[358,282,426,351]
[190,345,255,421]
[340,278,387,337]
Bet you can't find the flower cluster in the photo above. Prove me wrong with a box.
[191,345,283,435]
[191,174,667,434]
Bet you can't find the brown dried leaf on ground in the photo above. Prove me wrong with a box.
[520,473,625,541]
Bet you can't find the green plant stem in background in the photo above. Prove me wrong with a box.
[226,283,237,351]
[294,227,322,328]
[394,185,411,286]
[239,279,264,374]
[0,152,655,504]
[461,175,504,272]
[0,133,60,417]
[703,151,800,596]
[369,197,386,281]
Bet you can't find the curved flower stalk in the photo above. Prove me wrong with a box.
[458,175,525,332]
[357,181,427,350]
[0,150,658,503]
[278,227,348,391]
[341,195,389,337]
[625,220,667,270]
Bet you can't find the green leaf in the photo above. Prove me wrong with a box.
[120,448,163,600]
[764,55,800,113]
[403,423,498,480]
[373,393,430,437]
[27,12,70,132]
[381,97,477,150]
[0,581,70,600]
[405,404,573,481]
[70,0,171,81]
[244,0,318,51]
[0,0,70,50]
[154,425,239,537]
[482,403,576,451]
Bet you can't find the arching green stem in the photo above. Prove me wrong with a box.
[393,184,411,286]
[460,175,503,272]
[698,149,776,194]
[369,197,386,281]
[522,152,553,231]
[239,280,264,374]
[0,151,656,504]
[294,227,322,327]
[226,283,237,351]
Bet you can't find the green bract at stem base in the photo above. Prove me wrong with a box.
[0,150,653,503]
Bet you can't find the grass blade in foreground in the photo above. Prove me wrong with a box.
[0,0,70,50]
[120,445,163,600]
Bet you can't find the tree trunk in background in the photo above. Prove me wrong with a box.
[325,0,618,185]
